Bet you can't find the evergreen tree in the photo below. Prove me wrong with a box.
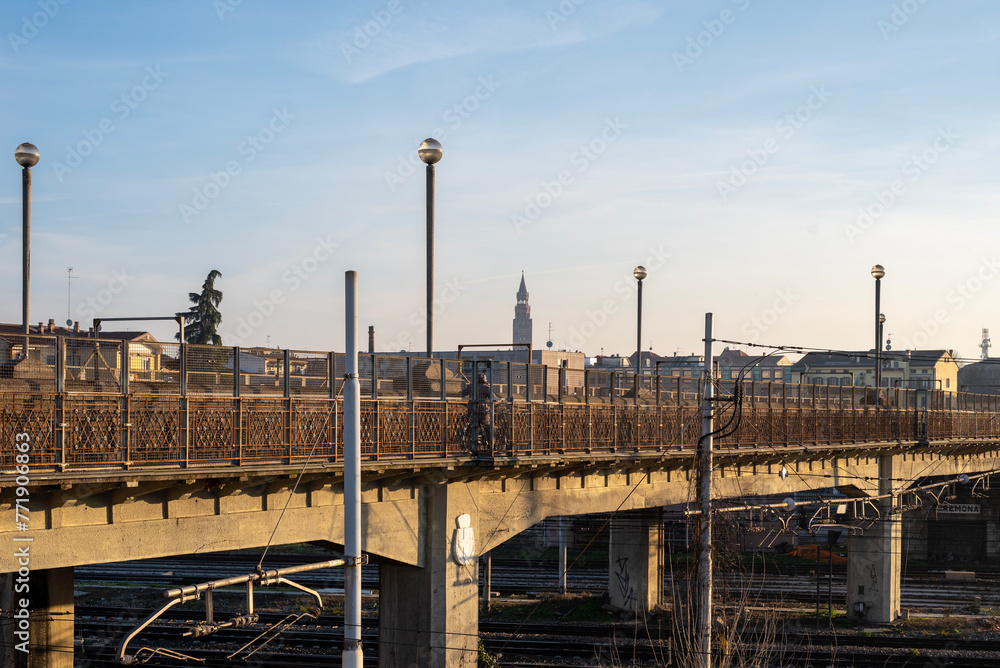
[176,269,224,344]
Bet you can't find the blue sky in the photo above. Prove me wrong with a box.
[1,1,998,359]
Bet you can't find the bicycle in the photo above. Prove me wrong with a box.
[459,408,492,455]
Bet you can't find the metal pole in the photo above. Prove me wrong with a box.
[558,516,568,594]
[636,278,643,375]
[828,542,834,628]
[481,552,492,615]
[426,163,435,358]
[874,277,881,400]
[343,270,363,668]
[696,313,713,668]
[21,165,31,335]
[815,540,820,628]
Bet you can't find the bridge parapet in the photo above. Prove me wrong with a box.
[2,334,999,473]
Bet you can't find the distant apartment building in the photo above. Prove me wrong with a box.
[790,349,959,390]
[620,347,792,382]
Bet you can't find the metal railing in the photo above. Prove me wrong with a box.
[1,335,998,471]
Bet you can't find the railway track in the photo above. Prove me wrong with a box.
[75,603,1000,667]
[76,555,1000,612]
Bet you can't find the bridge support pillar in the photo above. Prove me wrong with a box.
[0,567,74,668]
[847,518,901,623]
[379,482,480,667]
[847,454,901,624]
[609,509,663,614]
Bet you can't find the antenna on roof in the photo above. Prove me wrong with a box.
[546,322,553,350]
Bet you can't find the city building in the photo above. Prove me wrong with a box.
[958,359,1000,394]
[716,347,793,383]
[790,349,959,390]
[621,348,793,382]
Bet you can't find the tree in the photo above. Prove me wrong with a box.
[176,269,224,344]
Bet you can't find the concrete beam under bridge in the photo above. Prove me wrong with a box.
[1,445,997,666]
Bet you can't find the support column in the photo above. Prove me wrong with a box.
[380,482,480,667]
[609,509,663,614]
[1,567,74,668]
[846,519,901,623]
[847,454,901,623]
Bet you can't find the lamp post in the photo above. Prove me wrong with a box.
[634,266,646,374]
[418,138,442,358]
[871,264,885,398]
[15,143,40,336]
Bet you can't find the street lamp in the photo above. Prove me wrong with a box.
[419,138,442,358]
[871,264,885,395]
[634,266,647,374]
[15,143,39,336]
[879,312,886,386]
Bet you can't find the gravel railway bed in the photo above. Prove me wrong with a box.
[76,606,1000,668]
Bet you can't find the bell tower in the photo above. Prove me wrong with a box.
[512,272,532,347]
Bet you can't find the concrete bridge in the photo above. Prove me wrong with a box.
[2,335,1000,666]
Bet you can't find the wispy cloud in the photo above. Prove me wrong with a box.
[286,2,662,83]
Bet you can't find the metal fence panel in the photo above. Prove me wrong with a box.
[289,351,332,397]
[129,341,181,395]
[66,337,121,394]
[186,345,235,396]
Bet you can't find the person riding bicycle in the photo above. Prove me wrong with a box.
[462,372,495,454]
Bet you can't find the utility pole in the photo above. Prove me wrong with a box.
[343,271,363,668]
[696,313,714,668]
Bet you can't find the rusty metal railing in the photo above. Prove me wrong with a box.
[2,334,999,472]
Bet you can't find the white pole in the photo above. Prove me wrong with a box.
[696,313,714,668]
[343,270,363,667]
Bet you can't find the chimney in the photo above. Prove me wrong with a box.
[368,326,375,354]
[48,318,55,333]
[73,321,80,333]
[38,322,43,334]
